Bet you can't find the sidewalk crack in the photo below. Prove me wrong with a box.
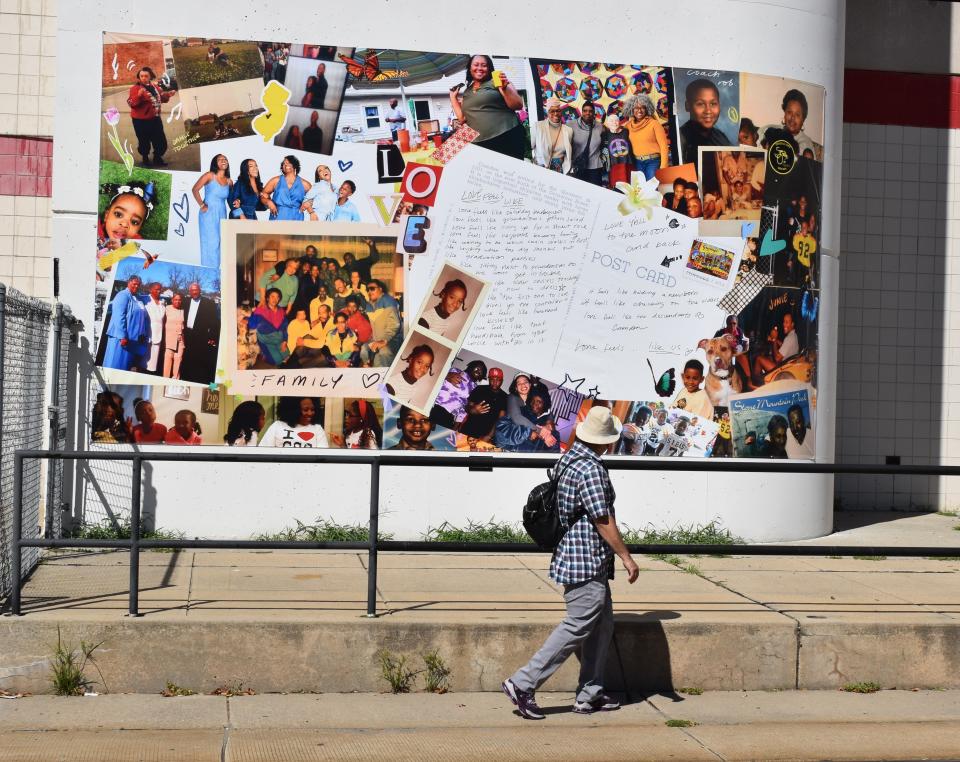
[687,563,803,689]
[646,695,726,761]
[220,697,231,762]
[185,552,197,616]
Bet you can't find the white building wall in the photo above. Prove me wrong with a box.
[56,0,844,541]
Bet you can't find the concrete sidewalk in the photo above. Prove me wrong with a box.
[0,690,958,760]
[2,511,959,695]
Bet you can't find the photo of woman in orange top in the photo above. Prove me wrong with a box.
[623,93,669,181]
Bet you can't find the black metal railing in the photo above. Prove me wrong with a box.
[6,449,960,618]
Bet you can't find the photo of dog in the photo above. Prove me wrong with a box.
[698,334,745,408]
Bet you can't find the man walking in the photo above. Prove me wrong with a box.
[502,405,639,720]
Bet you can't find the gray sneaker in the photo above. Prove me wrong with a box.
[501,678,545,720]
[572,694,621,714]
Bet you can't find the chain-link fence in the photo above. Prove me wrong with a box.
[0,285,79,601]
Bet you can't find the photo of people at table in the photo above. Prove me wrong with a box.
[95,258,221,385]
[234,231,402,371]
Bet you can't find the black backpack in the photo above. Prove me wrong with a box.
[523,457,582,550]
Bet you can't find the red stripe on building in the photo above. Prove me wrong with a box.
[845,68,960,128]
[0,136,52,197]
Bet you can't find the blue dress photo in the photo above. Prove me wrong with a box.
[198,178,230,268]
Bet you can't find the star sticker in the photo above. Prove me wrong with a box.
[615,173,662,219]
[559,372,586,394]
[586,385,601,400]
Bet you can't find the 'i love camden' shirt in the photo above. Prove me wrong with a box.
[258,421,329,448]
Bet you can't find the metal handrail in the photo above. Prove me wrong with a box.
[6,449,960,618]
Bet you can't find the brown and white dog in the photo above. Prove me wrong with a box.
[698,334,744,408]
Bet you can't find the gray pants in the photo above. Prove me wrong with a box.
[510,575,613,703]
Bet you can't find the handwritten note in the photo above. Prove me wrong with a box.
[410,146,736,399]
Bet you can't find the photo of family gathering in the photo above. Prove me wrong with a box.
[91,384,386,449]
[95,258,221,385]
[231,228,402,372]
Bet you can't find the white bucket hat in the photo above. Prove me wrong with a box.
[576,405,623,445]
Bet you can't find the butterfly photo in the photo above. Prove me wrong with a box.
[339,51,385,82]
[646,359,676,397]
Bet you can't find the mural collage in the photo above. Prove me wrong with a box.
[92,33,823,460]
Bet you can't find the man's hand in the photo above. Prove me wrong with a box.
[623,556,640,584]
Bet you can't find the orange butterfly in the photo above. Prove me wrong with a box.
[338,51,383,82]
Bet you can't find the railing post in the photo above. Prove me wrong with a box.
[44,302,63,539]
[366,459,380,618]
[128,456,142,617]
[9,452,23,615]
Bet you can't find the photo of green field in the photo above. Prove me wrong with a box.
[185,111,264,142]
[172,41,263,89]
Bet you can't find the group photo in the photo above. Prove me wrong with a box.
[228,225,402,374]
[423,348,584,454]
[95,257,221,385]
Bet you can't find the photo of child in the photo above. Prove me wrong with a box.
[670,359,714,419]
[384,330,453,415]
[383,405,456,451]
[413,262,488,345]
[671,69,740,166]
[97,161,172,243]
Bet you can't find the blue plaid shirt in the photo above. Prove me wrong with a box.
[549,441,616,585]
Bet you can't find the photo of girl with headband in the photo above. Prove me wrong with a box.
[96,177,167,280]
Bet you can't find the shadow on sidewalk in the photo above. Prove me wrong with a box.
[604,611,684,703]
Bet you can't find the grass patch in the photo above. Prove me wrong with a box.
[255,518,392,543]
[843,681,881,694]
[422,519,532,544]
[171,42,264,89]
[681,563,703,577]
[161,682,196,697]
[626,520,741,558]
[423,650,451,694]
[98,160,172,240]
[377,650,418,694]
[49,627,107,696]
[649,554,684,565]
[68,520,184,552]
[936,509,958,517]
[678,686,703,695]
[210,682,255,697]
[852,555,887,561]
[665,719,697,727]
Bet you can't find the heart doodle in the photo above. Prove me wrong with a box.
[174,222,185,236]
[362,372,381,388]
[297,431,315,442]
[338,159,354,172]
[758,229,786,257]
[172,193,190,224]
